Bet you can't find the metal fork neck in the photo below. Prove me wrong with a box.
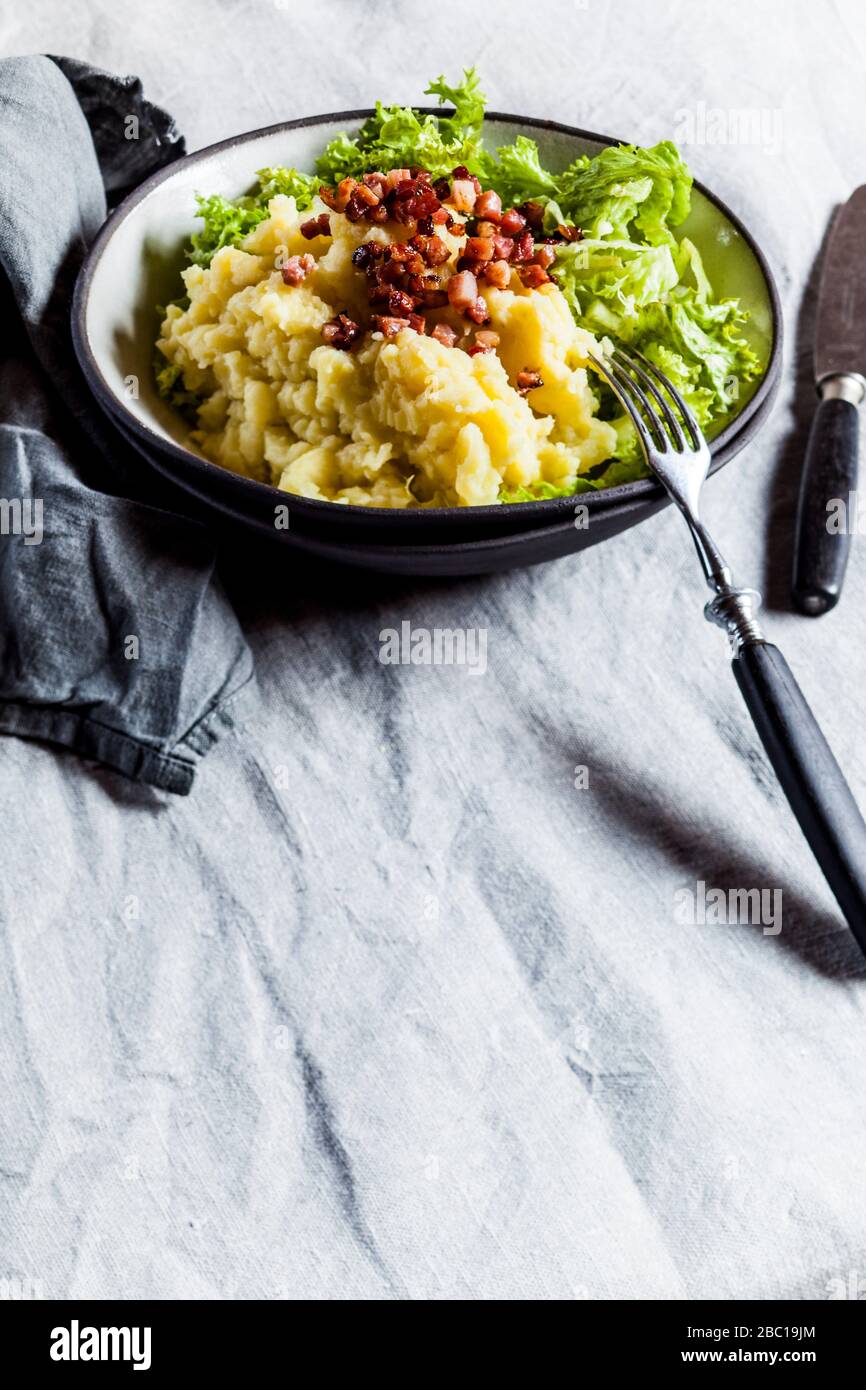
[689,517,733,593]
[688,518,766,652]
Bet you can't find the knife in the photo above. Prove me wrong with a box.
[792,185,866,616]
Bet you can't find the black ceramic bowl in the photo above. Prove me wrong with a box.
[73,110,782,574]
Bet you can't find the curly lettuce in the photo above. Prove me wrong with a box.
[315,70,488,183]
[187,193,269,267]
[552,141,692,245]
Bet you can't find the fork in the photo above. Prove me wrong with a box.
[591,346,866,950]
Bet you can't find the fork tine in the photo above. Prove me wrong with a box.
[588,353,655,456]
[630,347,701,448]
[589,352,666,453]
[612,348,686,451]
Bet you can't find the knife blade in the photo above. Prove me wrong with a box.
[792,185,866,615]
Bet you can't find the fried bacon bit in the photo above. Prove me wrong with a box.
[319,177,359,213]
[345,182,382,221]
[557,223,583,242]
[387,177,439,225]
[465,297,491,325]
[499,208,527,236]
[482,259,511,289]
[511,231,535,263]
[362,172,388,198]
[474,190,502,222]
[321,313,363,349]
[452,166,483,195]
[468,329,501,356]
[420,276,449,308]
[492,234,515,261]
[385,251,423,280]
[518,263,551,288]
[517,200,546,231]
[474,220,499,239]
[376,287,416,318]
[430,322,458,348]
[385,241,415,263]
[300,213,331,240]
[426,235,451,266]
[533,244,557,270]
[372,314,423,337]
[409,233,450,267]
[280,254,316,286]
[517,368,544,394]
[351,241,385,271]
[448,179,477,214]
[446,269,478,311]
[464,236,495,263]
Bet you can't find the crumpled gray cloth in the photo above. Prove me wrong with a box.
[0,55,256,795]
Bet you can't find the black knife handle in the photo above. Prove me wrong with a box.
[792,392,860,616]
[733,641,866,947]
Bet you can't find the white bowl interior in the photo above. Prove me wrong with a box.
[82,117,775,454]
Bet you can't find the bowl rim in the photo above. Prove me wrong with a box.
[72,107,783,524]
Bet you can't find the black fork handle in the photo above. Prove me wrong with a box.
[732,640,866,948]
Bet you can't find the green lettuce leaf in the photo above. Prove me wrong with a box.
[256,166,319,206]
[590,452,652,487]
[425,69,486,141]
[555,140,692,245]
[316,69,491,184]
[187,193,270,266]
[489,135,559,204]
[499,476,600,503]
[185,169,318,268]
[554,238,680,317]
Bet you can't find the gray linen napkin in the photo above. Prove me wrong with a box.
[0,54,256,795]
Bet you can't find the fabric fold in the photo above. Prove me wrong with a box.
[0,55,257,795]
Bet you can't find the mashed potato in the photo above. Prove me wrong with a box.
[157,193,617,507]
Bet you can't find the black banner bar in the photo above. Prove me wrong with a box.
[0,1297,860,1373]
